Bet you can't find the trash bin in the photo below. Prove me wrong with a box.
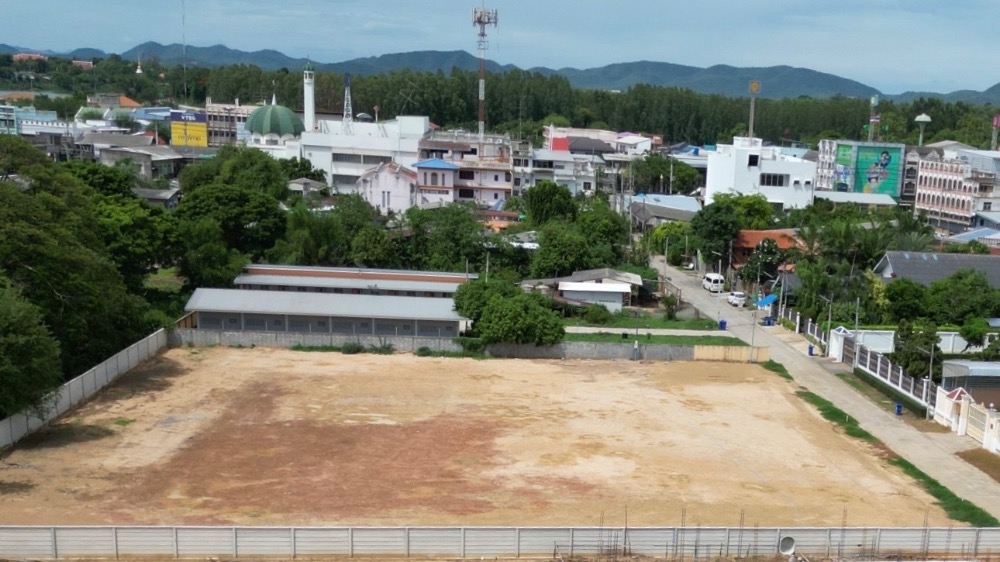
[807,344,814,356]
[895,402,904,416]
[719,319,727,331]
[765,317,774,327]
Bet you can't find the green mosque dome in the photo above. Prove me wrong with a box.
[245,100,305,137]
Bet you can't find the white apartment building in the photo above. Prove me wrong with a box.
[415,130,513,207]
[705,137,816,210]
[915,149,1000,234]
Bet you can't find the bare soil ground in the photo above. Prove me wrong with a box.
[0,347,952,527]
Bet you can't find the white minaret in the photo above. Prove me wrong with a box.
[303,62,315,132]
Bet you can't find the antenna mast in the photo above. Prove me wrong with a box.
[342,73,353,133]
[472,6,498,152]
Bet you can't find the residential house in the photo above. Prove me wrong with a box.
[872,251,1000,287]
[731,229,803,270]
[357,162,417,215]
[132,187,181,209]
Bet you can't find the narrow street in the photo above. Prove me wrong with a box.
[654,257,1000,521]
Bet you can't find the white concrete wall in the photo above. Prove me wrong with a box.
[562,290,624,312]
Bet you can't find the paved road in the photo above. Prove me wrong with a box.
[657,258,1000,521]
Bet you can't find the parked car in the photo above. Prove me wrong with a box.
[727,291,747,307]
[702,273,725,292]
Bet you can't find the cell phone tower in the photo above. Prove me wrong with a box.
[472,6,498,149]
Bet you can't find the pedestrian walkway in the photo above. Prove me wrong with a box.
[564,326,718,337]
[658,260,1000,521]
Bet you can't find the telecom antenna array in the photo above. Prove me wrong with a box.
[472,6,498,148]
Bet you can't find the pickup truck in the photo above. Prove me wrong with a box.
[727,291,747,307]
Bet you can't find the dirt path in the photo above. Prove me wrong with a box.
[0,347,951,527]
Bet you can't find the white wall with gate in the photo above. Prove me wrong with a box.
[933,387,1000,455]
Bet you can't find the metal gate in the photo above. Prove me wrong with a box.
[842,337,856,366]
[968,402,988,443]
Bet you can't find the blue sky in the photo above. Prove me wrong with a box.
[3,0,996,94]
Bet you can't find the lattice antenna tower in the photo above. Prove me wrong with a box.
[472,6,498,150]
[343,73,353,133]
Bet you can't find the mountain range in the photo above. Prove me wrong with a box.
[3,41,999,104]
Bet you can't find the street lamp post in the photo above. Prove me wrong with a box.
[818,293,834,353]
[711,250,723,321]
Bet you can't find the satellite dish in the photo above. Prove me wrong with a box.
[779,536,796,556]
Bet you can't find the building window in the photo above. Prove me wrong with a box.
[583,181,592,190]
[494,193,499,199]
[431,172,439,186]
[986,202,993,211]
[331,153,363,163]
[459,170,475,180]
[748,154,760,167]
[759,173,788,187]
[514,178,521,186]
[505,172,512,182]
[494,174,499,181]
[458,188,475,199]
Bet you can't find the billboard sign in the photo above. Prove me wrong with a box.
[831,143,903,197]
[833,145,854,192]
[170,110,208,147]
[856,146,902,196]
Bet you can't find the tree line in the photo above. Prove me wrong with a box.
[4,53,998,148]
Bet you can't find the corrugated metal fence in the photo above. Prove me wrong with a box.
[0,329,168,450]
[2,526,999,559]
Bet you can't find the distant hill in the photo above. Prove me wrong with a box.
[8,41,1000,103]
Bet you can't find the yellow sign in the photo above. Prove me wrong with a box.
[170,121,208,147]
[749,80,761,95]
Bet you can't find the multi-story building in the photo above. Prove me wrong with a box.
[204,97,257,147]
[0,106,15,135]
[415,129,512,207]
[914,149,1000,234]
[705,137,817,210]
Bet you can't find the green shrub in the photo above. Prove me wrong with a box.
[583,304,613,325]
[761,360,793,380]
[415,346,433,357]
[341,342,365,354]
[368,343,395,355]
[455,337,485,353]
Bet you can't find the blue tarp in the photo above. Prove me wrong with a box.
[756,294,778,307]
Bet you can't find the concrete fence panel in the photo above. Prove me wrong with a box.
[0,329,168,451]
[6,526,1000,559]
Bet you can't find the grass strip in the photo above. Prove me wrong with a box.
[761,360,793,380]
[795,390,877,442]
[888,457,1000,527]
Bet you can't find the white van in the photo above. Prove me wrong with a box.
[702,273,725,293]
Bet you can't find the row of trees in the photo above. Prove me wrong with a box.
[6,52,999,149]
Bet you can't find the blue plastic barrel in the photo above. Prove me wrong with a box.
[808,344,814,356]
[719,319,727,330]
[895,402,903,416]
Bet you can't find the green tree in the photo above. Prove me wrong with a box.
[891,319,941,382]
[690,199,740,266]
[177,218,248,289]
[0,282,62,417]
[960,317,991,351]
[525,180,577,226]
[478,293,565,346]
[713,193,773,230]
[62,160,135,197]
[927,269,998,326]
[175,183,286,259]
[279,157,327,183]
[351,225,398,268]
[267,205,349,266]
[453,278,521,325]
[217,146,289,200]
[530,221,593,278]
[884,278,928,322]
[94,195,179,291]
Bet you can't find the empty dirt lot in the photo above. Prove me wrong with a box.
[0,347,951,527]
